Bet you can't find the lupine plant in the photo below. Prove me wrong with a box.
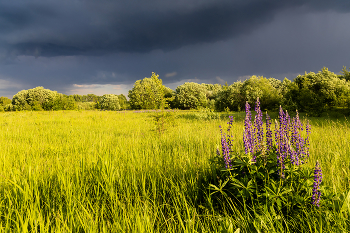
[211,98,324,215]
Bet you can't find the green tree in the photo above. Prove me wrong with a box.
[215,82,244,111]
[0,97,11,106]
[340,66,350,81]
[72,94,83,102]
[118,94,129,110]
[12,89,31,110]
[12,87,59,111]
[83,94,100,102]
[241,76,282,111]
[128,72,168,110]
[99,94,120,110]
[48,94,77,110]
[293,67,347,115]
[280,78,298,111]
[174,82,207,109]
[11,87,82,111]
[201,83,222,100]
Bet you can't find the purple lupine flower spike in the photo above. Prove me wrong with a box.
[253,97,264,155]
[312,161,322,207]
[266,113,273,153]
[243,102,254,155]
[219,116,234,169]
[275,107,287,178]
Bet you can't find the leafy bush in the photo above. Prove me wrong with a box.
[4,104,13,111]
[99,94,120,111]
[128,72,169,110]
[77,102,96,110]
[241,76,282,111]
[12,87,58,111]
[45,94,77,110]
[0,97,11,107]
[174,82,207,109]
[215,82,244,111]
[291,68,350,116]
[118,94,130,110]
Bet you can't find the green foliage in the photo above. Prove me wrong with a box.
[99,94,120,110]
[117,94,129,110]
[163,86,175,109]
[291,68,349,116]
[77,102,96,110]
[4,104,13,111]
[241,76,282,111]
[201,83,223,100]
[72,94,101,103]
[72,94,83,102]
[47,94,78,110]
[215,76,282,112]
[174,82,207,109]
[340,66,350,81]
[12,89,30,110]
[215,82,244,111]
[280,78,298,112]
[31,100,44,111]
[12,86,58,111]
[0,97,11,112]
[128,72,169,110]
[211,150,318,214]
[0,96,11,106]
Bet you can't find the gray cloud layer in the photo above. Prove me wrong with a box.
[1,0,350,57]
[0,0,350,97]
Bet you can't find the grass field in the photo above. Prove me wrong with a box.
[0,110,349,232]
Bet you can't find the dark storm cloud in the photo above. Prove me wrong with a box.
[1,0,350,57]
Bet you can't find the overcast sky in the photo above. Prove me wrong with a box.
[0,0,350,98]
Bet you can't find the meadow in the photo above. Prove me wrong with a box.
[0,110,349,232]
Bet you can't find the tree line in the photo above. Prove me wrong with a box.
[1,67,350,115]
[0,87,129,112]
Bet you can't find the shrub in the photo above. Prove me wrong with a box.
[77,102,96,110]
[43,94,77,110]
[12,87,58,111]
[128,72,168,110]
[174,82,207,109]
[215,82,244,111]
[4,104,13,111]
[0,97,11,106]
[291,68,349,116]
[99,94,120,111]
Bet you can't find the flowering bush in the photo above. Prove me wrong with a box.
[211,98,324,214]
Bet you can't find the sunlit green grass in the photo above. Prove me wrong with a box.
[0,110,349,232]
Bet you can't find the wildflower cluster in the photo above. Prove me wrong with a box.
[220,116,234,169]
[243,98,265,162]
[312,161,323,207]
[215,98,323,210]
[243,99,311,178]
